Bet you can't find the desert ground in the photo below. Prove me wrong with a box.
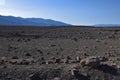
[0,26,120,80]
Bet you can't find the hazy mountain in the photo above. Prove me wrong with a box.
[95,24,120,27]
[0,15,71,26]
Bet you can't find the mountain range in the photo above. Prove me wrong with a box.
[0,15,71,26]
[1,15,120,27]
[95,24,120,27]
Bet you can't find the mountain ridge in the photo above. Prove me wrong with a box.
[0,15,71,26]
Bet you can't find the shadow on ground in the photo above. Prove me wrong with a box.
[75,74,90,80]
[98,64,118,76]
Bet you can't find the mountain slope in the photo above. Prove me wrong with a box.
[0,15,71,26]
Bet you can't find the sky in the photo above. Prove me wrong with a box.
[0,0,120,25]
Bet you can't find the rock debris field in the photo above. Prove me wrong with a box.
[0,26,120,80]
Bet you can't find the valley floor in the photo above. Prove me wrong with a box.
[0,26,120,80]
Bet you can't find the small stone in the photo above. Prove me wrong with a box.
[117,65,120,69]
[52,77,61,80]
[67,56,72,60]
[12,56,18,59]
[75,57,81,63]
[41,57,45,60]
[25,53,32,57]
[9,59,18,64]
[55,58,61,64]
[41,61,46,64]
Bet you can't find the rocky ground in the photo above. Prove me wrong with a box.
[0,26,120,80]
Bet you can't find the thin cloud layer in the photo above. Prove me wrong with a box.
[0,0,5,5]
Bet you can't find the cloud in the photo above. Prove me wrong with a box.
[0,0,5,5]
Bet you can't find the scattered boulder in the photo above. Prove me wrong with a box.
[41,61,46,64]
[9,59,18,65]
[72,37,78,42]
[52,77,61,80]
[17,38,21,42]
[71,68,80,76]
[46,60,54,64]
[97,56,108,62]
[80,56,101,68]
[0,57,7,64]
[29,73,42,80]
[9,58,35,65]
[16,59,29,65]
[108,63,118,68]
[98,32,102,34]
[95,39,101,42]
[51,57,56,60]
[116,58,120,61]
[117,65,120,69]
[63,56,73,64]
[70,68,89,80]
[25,58,35,64]
[64,58,77,64]
[64,59,69,64]
[70,60,76,63]
[83,53,89,57]
[37,50,43,54]
[50,44,56,47]
[40,57,46,64]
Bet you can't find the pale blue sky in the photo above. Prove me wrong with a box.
[0,0,120,25]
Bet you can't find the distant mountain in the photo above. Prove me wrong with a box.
[95,24,120,27]
[0,15,71,26]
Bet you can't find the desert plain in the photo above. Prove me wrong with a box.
[0,26,120,80]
